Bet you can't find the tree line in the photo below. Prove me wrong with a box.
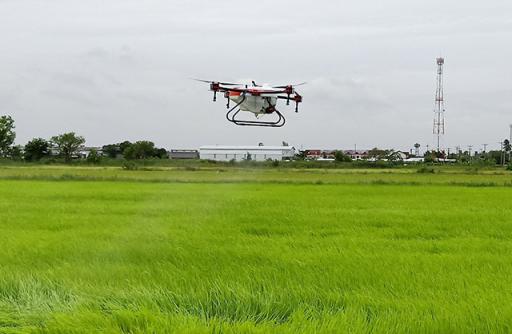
[0,115,168,162]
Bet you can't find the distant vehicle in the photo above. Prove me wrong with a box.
[195,79,304,127]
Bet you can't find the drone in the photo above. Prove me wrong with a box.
[196,79,304,127]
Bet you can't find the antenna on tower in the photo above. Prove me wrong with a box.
[433,57,446,153]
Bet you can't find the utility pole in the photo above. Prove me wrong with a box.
[468,145,473,162]
[500,141,505,166]
[483,144,488,153]
[509,124,512,163]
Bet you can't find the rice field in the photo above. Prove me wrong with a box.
[1,166,512,333]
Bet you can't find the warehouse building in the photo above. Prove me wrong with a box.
[199,145,295,161]
[169,149,199,159]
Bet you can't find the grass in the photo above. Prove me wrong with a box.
[1,167,512,333]
[0,165,511,186]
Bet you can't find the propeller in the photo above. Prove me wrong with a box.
[272,82,307,89]
[270,82,306,106]
[193,79,243,102]
[192,79,242,86]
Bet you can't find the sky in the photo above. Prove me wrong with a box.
[1,0,512,152]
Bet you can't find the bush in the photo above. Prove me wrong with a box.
[122,161,138,170]
[417,166,436,174]
[86,149,102,164]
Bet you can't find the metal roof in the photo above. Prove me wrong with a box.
[200,146,294,150]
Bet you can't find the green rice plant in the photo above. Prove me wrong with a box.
[1,171,512,332]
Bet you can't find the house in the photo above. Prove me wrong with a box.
[391,151,409,161]
[305,150,322,160]
[199,145,295,161]
[305,150,336,160]
[343,150,369,160]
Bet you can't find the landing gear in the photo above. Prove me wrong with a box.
[225,94,286,128]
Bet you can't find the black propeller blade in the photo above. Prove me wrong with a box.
[192,79,242,86]
[272,82,307,89]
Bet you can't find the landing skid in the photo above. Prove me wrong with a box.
[225,94,286,128]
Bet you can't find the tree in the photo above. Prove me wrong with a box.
[9,145,23,160]
[368,147,389,160]
[51,132,86,162]
[87,149,102,164]
[423,150,437,163]
[154,148,168,159]
[123,141,156,160]
[504,139,511,164]
[504,139,511,152]
[102,141,132,159]
[334,150,352,162]
[488,150,504,165]
[24,138,50,161]
[0,115,15,157]
[102,144,121,159]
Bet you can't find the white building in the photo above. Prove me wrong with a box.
[199,145,295,162]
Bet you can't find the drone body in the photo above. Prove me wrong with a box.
[197,80,303,127]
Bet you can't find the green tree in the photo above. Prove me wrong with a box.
[423,151,436,163]
[102,144,121,159]
[334,150,352,162]
[24,138,50,161]
[123,141,156,160]
[86,149,102,164]
[102,141,132,159]
[154,148,168,159]
[9,145,23,160]
[504,139,511,163]
[368,147,389,160]
[51,132,86,162]
[504,139,511,152]
[0,115,16,157]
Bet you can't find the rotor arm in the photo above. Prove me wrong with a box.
[277,93,302,112]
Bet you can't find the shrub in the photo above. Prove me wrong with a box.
[417,166,435,174]
[87,149,102,164]
[122,161,138,170]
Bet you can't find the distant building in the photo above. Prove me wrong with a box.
[404,157,425,163]
[395,151,409,160]
[305,150,322,160]
[343,150,369,160]
[199,146,295,162]
[78,147,102,159]
[305,150,336,160]
[169,149,199,160]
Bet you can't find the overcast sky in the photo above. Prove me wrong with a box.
[1,0,511,152]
